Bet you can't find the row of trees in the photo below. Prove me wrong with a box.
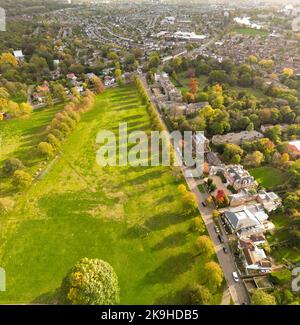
[134,76,165,131]
[0,98,32,117]
[1,91,96,190]
[2,158,32,189]
[0,82,32,117]
[37,91,95,158]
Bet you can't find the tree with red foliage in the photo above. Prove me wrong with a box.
[216,190,225,204]
[188,78,199,94]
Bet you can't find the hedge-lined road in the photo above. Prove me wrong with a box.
[141,75,249,305]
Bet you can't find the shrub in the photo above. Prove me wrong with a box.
[38,142,54,158]
[251,290,276,305]
[182,191,198,213]
[216,171,226,183]
[178,184,187,195]
[203,261,224,293]
[270,269,292,285]
[13,170,32,188]
[189,284,213,305]
[47,134,61,149]
[191,217,205,234]
[195,235,215,257]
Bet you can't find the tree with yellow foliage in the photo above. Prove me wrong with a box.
[283,68,294,77]
[0,52,18,67]
[59,258,120,305]
[203,261,224,292]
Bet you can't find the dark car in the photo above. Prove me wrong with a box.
[202,202,207,207]
[218,234,224,243]
[223,247,228,254]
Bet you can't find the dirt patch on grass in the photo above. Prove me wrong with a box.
[88,203,125,220]
[0,197,15,214]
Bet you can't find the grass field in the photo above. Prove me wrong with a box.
[0,85,222,304]
[232,27,268,37]
[171,72,267,99]
[0,104,63,195]
[249,166,286,189]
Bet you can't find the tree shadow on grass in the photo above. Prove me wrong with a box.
[153,286,191,305]
[151,231,187,251]
[144,211,192,231]
[122,169,166,187]
[111,97,138,103]
[31,291,57,304]
[111,120,148,131]
[125,223,151,239]
[156,195,175,205]
[115,103,140,111]
[120,114,145,122]
[142,252,194,285]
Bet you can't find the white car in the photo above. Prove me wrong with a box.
[232,272,239,282]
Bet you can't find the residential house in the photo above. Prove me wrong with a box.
[224,206,264,237]
[67,73,78,86]
[13,50,25,63]
[223,203,271,238]
[212,130,264,146]
[229,189,281,212]
[224,165,257,191]
[154,72,182,102]
[239,239,272,272]
[256,190,281,212]
[206,152,222,166]
[104,76,115,87]
[193,133,210,154]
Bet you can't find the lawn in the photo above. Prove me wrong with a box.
[271,247,300,265]
[249,166,286,189]
[0,85,222,304]
[0,105,62,164]
[171,72,267,100]
[232,27,269,37]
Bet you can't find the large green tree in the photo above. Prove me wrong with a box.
[59,258,120,305]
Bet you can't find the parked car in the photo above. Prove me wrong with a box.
[185,171,194,178]
[202,202,207,207]
[217,234,224,243]
[223,247,228,254]
[214,225,220,234]
[232,272,239,282]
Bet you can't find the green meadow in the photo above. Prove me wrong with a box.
[0,85,222,304]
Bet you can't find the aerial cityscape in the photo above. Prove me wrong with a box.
[0,0,300,309]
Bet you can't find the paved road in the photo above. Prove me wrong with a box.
[182,171,250,305]
[141,76,249,305]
